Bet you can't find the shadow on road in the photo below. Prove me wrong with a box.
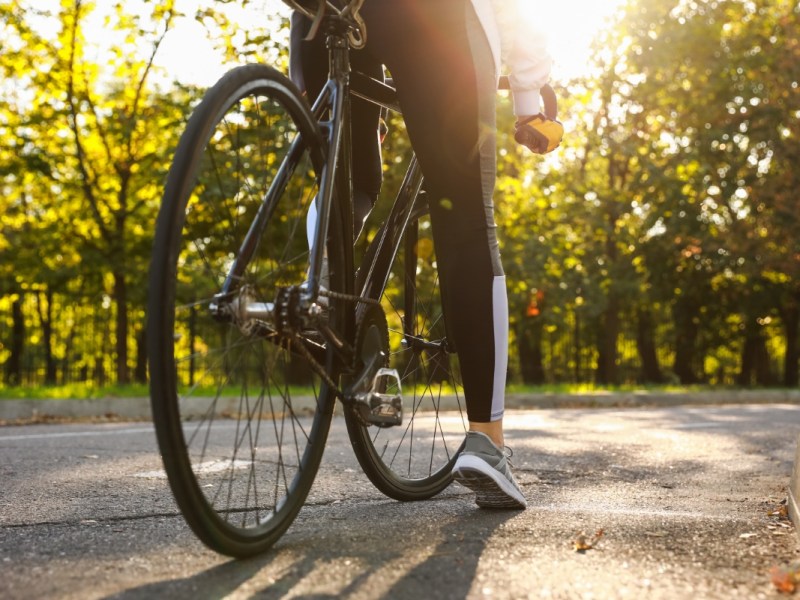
[103,500,517,600]
[104,554,271,599]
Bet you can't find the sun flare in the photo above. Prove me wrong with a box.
[517,0,627,80]
[151,0,628,86]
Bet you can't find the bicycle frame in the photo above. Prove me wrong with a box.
[214,13,426,390]
[147,7,472,558]
[214,11,558,375]
[213,19,360,331]
[295,17,426,376]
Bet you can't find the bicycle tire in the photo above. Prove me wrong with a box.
[345,202,468,500]
[148,64,342,557]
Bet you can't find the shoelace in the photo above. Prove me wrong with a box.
[503,446,515,467]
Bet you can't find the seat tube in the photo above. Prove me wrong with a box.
[306,30,354,302]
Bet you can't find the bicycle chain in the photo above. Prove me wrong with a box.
[288,332,344,400]
[269,290,382,404]
[318,289,380,306]
[285,293,379,400]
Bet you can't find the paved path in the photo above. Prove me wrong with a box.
[3,390,800,422]
[1,404,798,599]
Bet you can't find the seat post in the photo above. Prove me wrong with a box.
[326,22,352,85]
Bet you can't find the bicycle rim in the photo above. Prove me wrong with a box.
[148,65,340,557]
[346,212,468,500]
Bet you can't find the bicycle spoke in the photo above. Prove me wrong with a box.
[347,213,467,498]
[148,65,335,555]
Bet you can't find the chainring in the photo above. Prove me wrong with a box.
[354,303,389,380]
[347,303,390,425]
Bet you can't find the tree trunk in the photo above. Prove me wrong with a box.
[113,269,129,384]
[595,300,620,385]
[672,298,700,384]
[782,299,799,387]
[518,319,545,385]
[36,289,57,385]
[61,318,78,385]
[737,318,773,386]
[5,293,25,385]
[134,327,147,383]
[755,335,772,385]
[95,309,111,387]
[596,203,621,385]
[636,306,663,383]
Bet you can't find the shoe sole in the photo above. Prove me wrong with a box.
[452,455,527,509]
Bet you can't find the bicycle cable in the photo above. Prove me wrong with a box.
[281,0,367,48]
[319,288,380,306]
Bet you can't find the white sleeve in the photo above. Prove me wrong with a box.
[491,0,552,116]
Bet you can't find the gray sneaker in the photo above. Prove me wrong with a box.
[451,431,527,509]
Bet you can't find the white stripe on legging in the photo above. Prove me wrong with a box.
[306,199,318,250]
[491,275,509,421]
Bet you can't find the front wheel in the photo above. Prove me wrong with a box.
[148,64,343,557]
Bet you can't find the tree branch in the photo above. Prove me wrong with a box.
[65,0,111,243]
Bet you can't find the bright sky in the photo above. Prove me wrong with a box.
[520,0,627,80]
[151,0,627,86]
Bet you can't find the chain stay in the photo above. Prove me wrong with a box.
[270,287,381,404]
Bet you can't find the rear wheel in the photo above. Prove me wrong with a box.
[346,203,468,500]
[148,65,342,557]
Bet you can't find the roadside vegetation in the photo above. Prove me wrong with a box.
[1,0,798,390]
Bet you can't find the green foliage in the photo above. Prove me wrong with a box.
[494,0,799,385]
[0,0,289,386]
[1,0,798,389]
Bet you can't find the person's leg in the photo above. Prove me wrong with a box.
[469,420,505,447]
[360,0,524,509]
[361,0,508,442]
[290,12,383,236]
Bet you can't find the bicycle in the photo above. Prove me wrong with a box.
[147,0,557,558]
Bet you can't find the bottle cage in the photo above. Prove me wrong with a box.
[282,0,367,48]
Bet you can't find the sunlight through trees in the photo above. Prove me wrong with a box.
[1,0,798,388]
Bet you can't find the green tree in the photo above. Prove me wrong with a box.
[0,0,196,383]
[617,0,800,384]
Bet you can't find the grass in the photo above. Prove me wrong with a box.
[0,382,326,400]
[0,381,742,400]
[0,383,151,400]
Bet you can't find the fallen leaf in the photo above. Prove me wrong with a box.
[645,530,669,538]
[771,563,800,594]
[768,501,789,520]
[739,532,758,539]
[573,533,591,551]
[574,529,604,552]
[769,506,789,519]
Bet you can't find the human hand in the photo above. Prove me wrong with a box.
[514,114,563,154]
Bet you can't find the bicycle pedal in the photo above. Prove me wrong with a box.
[366,393,402,427]
[355,368,402,428]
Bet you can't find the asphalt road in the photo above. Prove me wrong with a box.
[1,404,799,599]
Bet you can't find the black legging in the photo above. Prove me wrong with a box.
[291,0,508,423]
